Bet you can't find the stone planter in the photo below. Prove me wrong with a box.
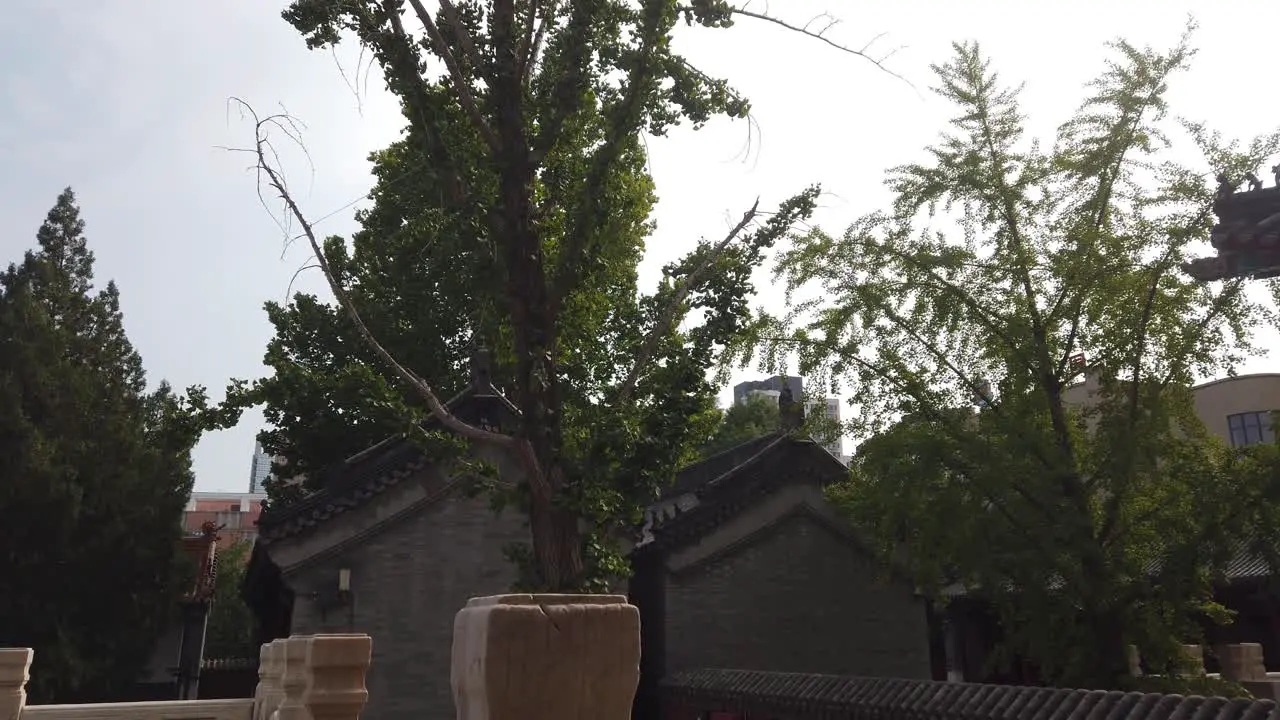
[451,594,640,720]
[0,648,33,720]
[1179,644,1206,677]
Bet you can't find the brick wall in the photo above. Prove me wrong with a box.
[286,493,527,720]
[665,511,931,680]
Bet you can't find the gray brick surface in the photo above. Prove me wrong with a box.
[287,493,527,720]
[665,512,931,679]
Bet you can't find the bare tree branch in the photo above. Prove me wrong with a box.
[378,0,471,201]
[527,0,595,166]
[403,0,500,153]
[616,199,760,404]
[437,0,484,72]
[682,4,916,89]
[546,6,670,312]
[284,259,323,300]
[228,98,512,449]
[520,0,560,83]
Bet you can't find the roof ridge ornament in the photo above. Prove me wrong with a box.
[778,385,805,431]
[1185,167,1280,282]
[470,345,494,393]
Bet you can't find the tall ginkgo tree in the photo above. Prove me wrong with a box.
[230,0,898,590]
[731,26,1280,687]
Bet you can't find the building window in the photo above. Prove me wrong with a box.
[1228,411,1277,447]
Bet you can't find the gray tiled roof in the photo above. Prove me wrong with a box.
[1139,537,1277,583]
[638,435,850,555]
[255,384,517,544]
[661,668,1280,720]
[659,432,785,500]
[1225,548,1273,581]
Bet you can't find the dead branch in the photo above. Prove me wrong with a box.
[228,97,512,449]
[402,0,500,153]
[437,0,484,73]
[519,0,559,83]
[616,199,761,404]
[284,259,322,300]
[680,4,916,89]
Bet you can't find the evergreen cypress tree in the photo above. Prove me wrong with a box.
[0,189,199,702]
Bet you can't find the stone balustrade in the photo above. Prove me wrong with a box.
[1179,643,1207,676]
[1129,641,1280,698]
[0,635,371,720]
[1216,643,1268,682]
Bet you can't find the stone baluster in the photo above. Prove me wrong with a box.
[266,640,290,720]
[1216,643,1267,682]
[1179,644,1206,676]
[254,640,286,720]
[275,637,314,720]
[252,641,269,720]
[303,635,372,720]
[0,649,32,720]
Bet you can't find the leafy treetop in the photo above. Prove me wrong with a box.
[0,189,209,701]
[216,0,895,589]
[730,26,1280,688]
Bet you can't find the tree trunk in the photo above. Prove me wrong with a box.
[528,476,586,590]
[1083,607,1131,689]
[490,0,584,592]
[1070,574,1131,689]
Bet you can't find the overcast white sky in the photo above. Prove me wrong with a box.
[2,1,1278,492]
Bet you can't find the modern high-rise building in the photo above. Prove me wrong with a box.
[249,440,273,494]
[808,396,843,457]
[732,375,803,406]
[732,375,843,457]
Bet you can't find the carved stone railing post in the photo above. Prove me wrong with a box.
[1216,643,1267,682]
[303,635,371,720]
[0,649,32,720]
[452,594,640,720]
[1179,644,1206,676]
[254,640,286,720]
[275,637,313,720]
[267,640,290,720]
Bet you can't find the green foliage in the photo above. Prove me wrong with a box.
[699,393,779,458]
[203,540,259,659]
[730,26,1280,688]
[0,189,208,702]
[211,0,827,590]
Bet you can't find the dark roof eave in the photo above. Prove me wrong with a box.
[638,437,850,556]
[256,383,518,539]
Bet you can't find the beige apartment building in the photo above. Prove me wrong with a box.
[183,491,267,544]
[1062,372,1280,448]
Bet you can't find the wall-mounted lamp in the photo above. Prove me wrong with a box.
[310,567,355,627]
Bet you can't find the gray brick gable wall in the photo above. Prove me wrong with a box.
[665,509,932,680]
[286,491,527,720]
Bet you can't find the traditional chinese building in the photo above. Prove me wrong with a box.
[1183,166,1280,282]
[133,523,220,700]
[242,357,933,720]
